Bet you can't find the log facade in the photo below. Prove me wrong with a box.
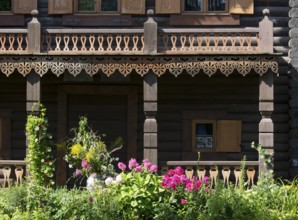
[0,0,293,183]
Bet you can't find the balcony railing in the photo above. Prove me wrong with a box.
[161,161,259,188]
[0,160,26,187]
[0,10,272,56]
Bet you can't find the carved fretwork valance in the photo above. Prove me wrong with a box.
[0,55,278,77]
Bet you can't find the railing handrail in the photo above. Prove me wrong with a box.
[42,28,144,34]
[158,28,259,34]
[0,160,27,166]
[163,161,259,166]
[0,29,28,34]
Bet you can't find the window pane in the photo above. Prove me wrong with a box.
[78,0,95,12]
[101,0,118,12]
[208,0,226,12]
[195,123,213,149]
[0,0,12,11]
[185,0,202,12]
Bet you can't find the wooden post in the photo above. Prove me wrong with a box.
[258,9,274,174]
[143,10,158,165]
[27,10,40,54]
[259,9,273,53]
[259,71,274,173]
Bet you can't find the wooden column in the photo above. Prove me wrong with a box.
[143,10,158,165]
[259,71,274,173]
[258,9,274,173]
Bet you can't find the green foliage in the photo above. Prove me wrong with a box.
[251,142,273,173]
[110,160,164,219]
[25,104,55,187]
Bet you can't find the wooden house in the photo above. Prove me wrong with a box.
[0,0,294,185]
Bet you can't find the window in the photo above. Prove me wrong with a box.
[0,0,12,12]
[184,0,227,13]
[191,119,241,152]
[76,0,120,14]
[192,120,216,151]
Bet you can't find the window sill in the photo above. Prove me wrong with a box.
[170,14,240,26]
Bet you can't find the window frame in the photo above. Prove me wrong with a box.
[182,0,229,15]
[192,119,216,152]
[74,0,121,15]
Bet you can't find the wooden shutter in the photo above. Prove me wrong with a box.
[156,0,181,14]
[229,0,254,14]
[121,0,145,14]
[48,0,73,14]
[13,0,37,14]
[216,120,241,152]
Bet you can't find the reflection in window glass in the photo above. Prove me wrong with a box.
[208,0,226,12]
[185,0,202,11]
[101,0,118,12]
[195,123,213,149]
[78,0,95,11]
[0,0,11,11]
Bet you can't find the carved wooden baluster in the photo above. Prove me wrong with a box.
[185,166,194,179]
[89,34,95,51]
[25,36,28,51]
[197,34,203,51]
[15,167,24,185]
[107,35,113,51]
[55,34,61,51]
[222,35,228,51]
[3,167,11,187]
[97,35,104,51]
[8,34,15,51]
[123,35,130,52]
[189,34,195,51]
[163,34,169,51]
[197,166,206,180]
[222,166,231,187]
[209,166,218,186]
[80,35,87,51]
[171,35,177,51]
[180,35,187,51]
[72,34,78,51]
[246,35,252,51]
[63,34,70,51]
[214,35,220,52]
[231,34,237,51]
[115,35,122,51]
[132,35,139,51]
[46,34,52,51]
[234,166,241,188]
[141,36,144,51]
[205,34,211,52]
[161,166,169,175]
[0,34,6,51]
[239,34,245,51]
[246,167,255,188]
[17,34,23,51]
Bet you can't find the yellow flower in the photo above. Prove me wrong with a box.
[86,147,96,163]
[71,144,84,157]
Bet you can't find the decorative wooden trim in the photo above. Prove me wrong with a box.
[56,85,138,184]
[0,55,279,77]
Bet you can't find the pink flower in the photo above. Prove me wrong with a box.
[195,180,203,190]
[175,167,184,175]
[186,181,194,191]
[144,162,152,169]
[203,176,210,182]
[118,162,126,171]
[168,169,176,177]
[181,199,187,205]
[75,169,83,176]
[128,158,139,170]
[142,159,149,164]
[81,159,90,169]
[135,165,142,172]
[150,165,158,172]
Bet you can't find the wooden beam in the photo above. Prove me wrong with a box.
[27,10,40,54]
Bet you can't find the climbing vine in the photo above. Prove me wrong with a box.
[25,104,55,187]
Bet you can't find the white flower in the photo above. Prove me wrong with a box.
[69,164,73,168]
[116,174,123,183]
[105,176,114,186]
